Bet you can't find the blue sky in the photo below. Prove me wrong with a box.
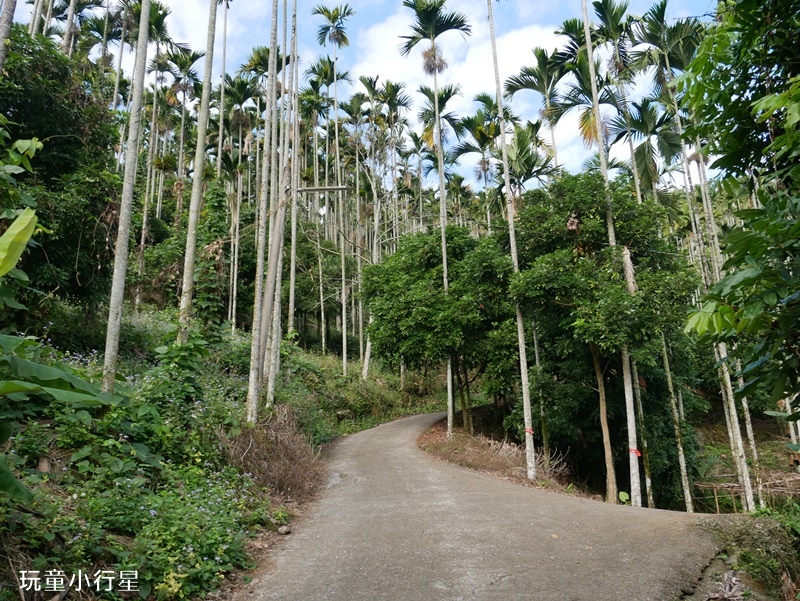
[17,0,718,183]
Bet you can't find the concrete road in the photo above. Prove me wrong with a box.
[250,413,718,601]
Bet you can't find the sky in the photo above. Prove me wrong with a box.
[16,0,718,185]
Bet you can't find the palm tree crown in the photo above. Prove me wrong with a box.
[399,0,472,60]
[312,3,355,48]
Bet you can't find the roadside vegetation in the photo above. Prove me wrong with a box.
[1,0,800,598]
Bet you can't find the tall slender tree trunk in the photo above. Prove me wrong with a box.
[230,173,241,332]
[591,343,617,503]
[246,0,280,421]
[0,0,18,72]
[258,20,282,379]
[28,0,42,35]
[330,43,348,377]
[288,25,299,335]
[136,82,159,309]
[736,359,764,508]
[61,0,78,55]
[488,0,536,477]
[265,252,283,406]
[612,43,641,204]
[216,0,228,179]
[101,0,151,392]
[631,358,654,508]
[99,0,110,88]
[266,0,296,401]
[177,0,217,343]
[44,0,54,36]
[361,161,381,381]
[430,43,455,438]
[661,333,693,512]
[583,0,641,505]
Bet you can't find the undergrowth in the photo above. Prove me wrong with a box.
[1,304,443,600]
[703,501,800,599]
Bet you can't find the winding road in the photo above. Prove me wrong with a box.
[247,413,719,601]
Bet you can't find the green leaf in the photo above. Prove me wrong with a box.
[109,458,124,472]
[765,292,778,307]
[70,445,94,463]
[3,357,99,394]
[0,421,11,445]
[0,334,30,354]
[713,266,762,296]
[0,380,109,407]
[0,208,37,277]
[772,372,788,404]
[765,411,791,419]
[0,454,33,502]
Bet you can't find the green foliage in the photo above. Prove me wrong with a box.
[687,190,800,403]
[681,0,800,407]
[514,173,695,351]
[276,346,440,446]
[0,307,285,600]
[710,506,800,597]
[364,228,510,370]
[121,465,271,600]
[678,0,800,183]
[19,167,121,302]
[0,25,116,179]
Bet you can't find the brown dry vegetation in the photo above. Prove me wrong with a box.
[418,419,588,496]
[220,406,327,502]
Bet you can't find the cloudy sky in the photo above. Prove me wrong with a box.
[18,0,717,183]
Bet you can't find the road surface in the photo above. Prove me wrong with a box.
[247,413,718,601]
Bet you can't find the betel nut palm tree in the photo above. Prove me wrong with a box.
[313,3,355,376]
[400,0,471,437]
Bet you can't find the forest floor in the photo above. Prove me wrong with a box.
[234,413,723,601]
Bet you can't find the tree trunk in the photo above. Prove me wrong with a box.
[61,0,77,55]
[230,173,241,332]
[44,0,54,35]
[533,319,549,459]
[101,0,151,392]
[487,0,536,478]
[621,344,642,507]
[613,43,641,204]
[28,0,42,35]
[0,0,17,72]
[287,23,299,335]
[136,83,159,309]
[265,252,283,406]
[583,0,642,504]
[661,333,693,512]
[361,135,382,381]
[216,0,228,179]
[735,359,764,507]
[591,343,617,503]
[245,0,280,421]
[258,23,282,376]
[631,358,654,508]
[177,0,217,343]
[260,167,291,398]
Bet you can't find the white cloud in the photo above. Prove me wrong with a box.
[11,0,705,181]
[348,4,575,187]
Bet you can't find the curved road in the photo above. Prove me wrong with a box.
[249,413,718,601]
